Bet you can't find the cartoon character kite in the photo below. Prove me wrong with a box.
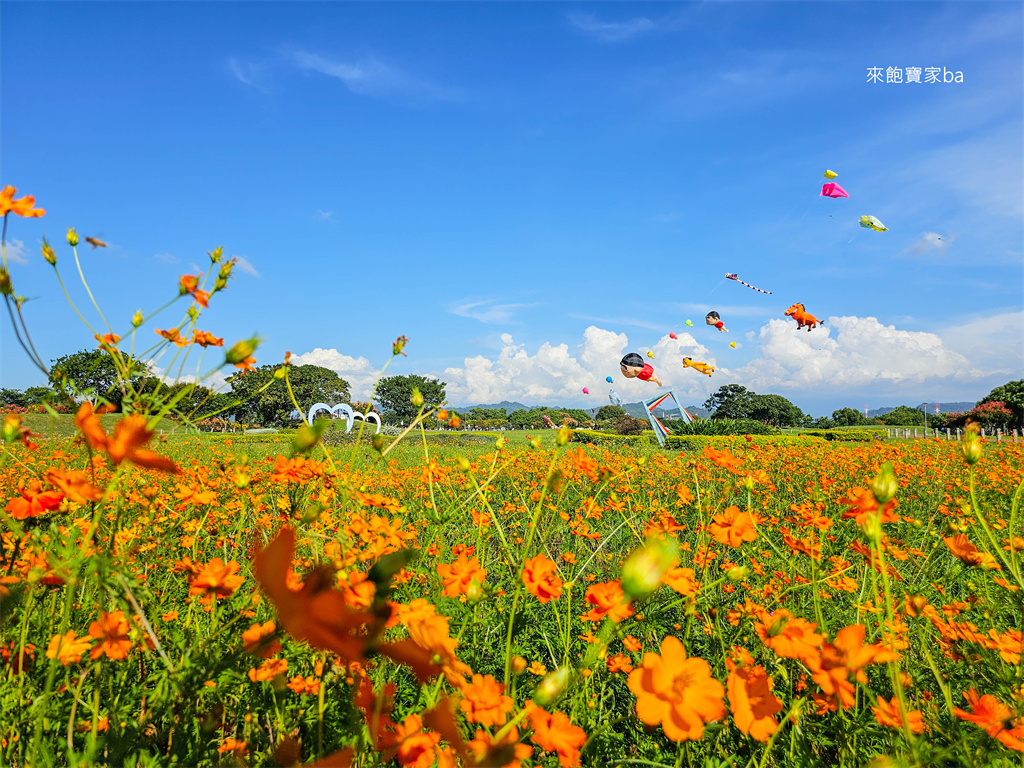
[620,352,662,386]
[705,311,728,333]
[859,215,888,232]
[582,388,589,395]
[820,183,849,199]
[784,303,822,332]
[608,390,623,406]
[823,170,838,179]
[682,357,715,377]
[725,273,772,294]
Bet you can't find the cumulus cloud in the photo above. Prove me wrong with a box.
[5,238,27,265]
[939,310,1023,377]
[567,12,655,42]
[289,348,382,401]
[146,360,230,393]
[232,255,260,278]
[441,326,713,406]
[903,232,955,257]
[734,316,985,391]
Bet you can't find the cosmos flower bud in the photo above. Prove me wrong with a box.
[225,337,260,365]
[370,434,385,453]
[726,565,750,581]
[466,579,484,604]
[961,426,982,465]
[273,368,286,380]
[0,269,12,296]
[392,335,408,357]
[861,513,883,543]
[495,436,506,450]
[533,666,570,708]
[2,414,24,444]
[870,461,899,504]
[66,227,79,247]
[41,238,57,266]
[131,311,144,328]
[556,426,571,446]
[457,456,471,471]
[187,306,199,322]
[621,537,678,600]
[411,388,423,408]
[511,656,527,675]
[449,415,461,429]
[209,246,223,263]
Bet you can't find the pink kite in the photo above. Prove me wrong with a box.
[582,387,589,394]
[820,182,849,199]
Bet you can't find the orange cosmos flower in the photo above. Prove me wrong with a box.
[234,355,256,371]
[607,653,634,674]
[581,580,634,623]
[94,333,121,347]
[0,186,45,217]
[522,554,563,603]
[74,403,179,473]
[703,446,743,472]
[754,609,824,663]
[4,479,64,520]
[726,653,783,742]
[192,329,224,347]
[943,534,1000,570]
[436,553,487,598]
[88,611,132,660]
[394,714,442,768]
[189,559,243,602]
[287,675,320,696]
[627,635,725,742]
[155,327,189,347]
[248,657,288,682]
[44,468,103,504]
[178,274,210,308]
[526,701,588,768]
[46,632,93,666]
[217,739,248,758]
[839,486,899,525]
[242,621,281,658]
[953,688,1023,751]
[459,673,514,726]
[805,624,900,710]
[468,726,532,768]
[872,696,925,734]
[708,506,758,547]
[662,566,699,596]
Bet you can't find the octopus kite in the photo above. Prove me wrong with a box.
[682,357,715,377]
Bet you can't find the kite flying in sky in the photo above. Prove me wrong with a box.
[823,169,838,179]
[859,215,888,232]
[685,320,693,327]
[682,357,715,377]
[705,311,728,333]
[725,273,772,294]
[820,182,849,199]
[605,376,613,383]
[621,352,663,386]
[608,390,622,406]
[784,303,822,332]
[582,388,589,395]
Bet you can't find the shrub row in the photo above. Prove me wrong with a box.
[797,429,885,442]
[570,430,825,449]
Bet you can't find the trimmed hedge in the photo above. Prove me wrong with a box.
[570,430,826,449]
[797,430,885,442]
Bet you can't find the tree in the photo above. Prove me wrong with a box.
[832,407,871,427]
[704,385,756,419]
[595,405,626,422]
[967,401,1015,430]
[229,364,351,428]
[747,394,803,427]
[879,406,926,427]
[0,388,28,407]
[977,380,1024,427]
[374,375,445,426]
[49,348,146,410]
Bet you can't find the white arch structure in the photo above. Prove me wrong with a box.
[306,403,381,434]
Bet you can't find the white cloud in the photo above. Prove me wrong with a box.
[316,209,333,220]
[940,310,1023,377]
[289,347,382,401]
[734,316,987,391]
[441,326,714,406]
[228,57,269,92]
[449,299,533,324]
[146,360,230,393]
[567,12,655,42]
[153,252,178,264]
[288,49,457,101]
[232,255,260,278]
[4,239,27,265]
[903,232,955,257]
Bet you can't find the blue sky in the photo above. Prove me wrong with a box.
[1,1,1021,416]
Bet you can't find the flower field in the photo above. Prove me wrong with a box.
[2,422,1022,767]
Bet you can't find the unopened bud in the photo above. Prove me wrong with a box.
[545,469,563,494]
[301,503,324,524]
[870,462,899,504]
[41,238,57,266]
[511,656,527,675]
[131,311,144,328]
[621,537,679,600]
[861,513,883,542]
[457,456,471,471]
[533,666,570,708]
[273,368,286,380]
[292,420,327,454]
[726,565,750,582]
[187,306,199,322]
[961,430,982,465]
[495,436,506,450]
[209,246,223,263]
[225,337,260,365]
[450,415,461,429]
[2,414,24,444]
[392,335,408,357]
[233,469,250,488]
[371,433,385,453]
[741,475,756,491]
[556,426,571,446]
[466,579,484,604]
[66,227,79,247]
[529,436,541,450]
[411,388,424,408]
[0,269,12,296]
